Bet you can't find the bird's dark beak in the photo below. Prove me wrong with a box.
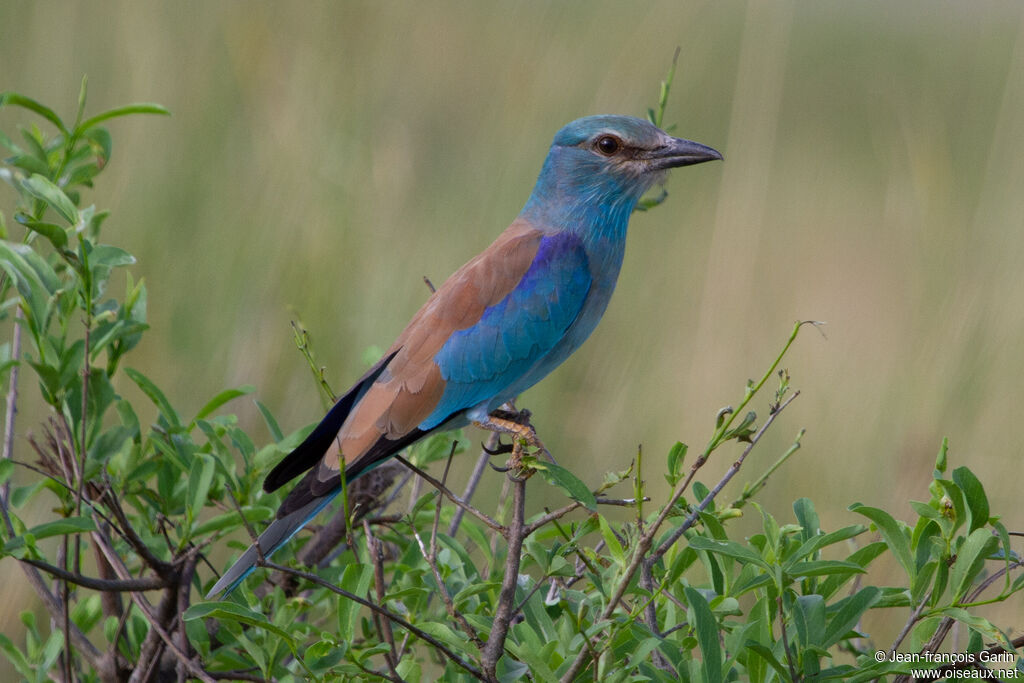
[646,137,723,170]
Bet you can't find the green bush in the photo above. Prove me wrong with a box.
[0,84,1021,683]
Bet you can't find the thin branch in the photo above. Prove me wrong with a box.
[449,431,501,537]
[207,671,270,682]
[889,590,932,654]
[523,500,583,537]
[0,312,114,678]
[299,459,403,568]
[650,391,801,564]
[261,558,484,680]
[176,551,199,683]
[560,323,810,682]
[521,497,649,539]
[100,478,174,577]
[596,496,647,507]
[124,586,215,683]
[894,557,1024,683]
[481,469,528,680]
[410,522,483,651]
[1,305,22,507]
[409,443,483,649]
[21,558,170,591]
[363,519,401,680]
[394,454,504,534]
[926,634,1024,680]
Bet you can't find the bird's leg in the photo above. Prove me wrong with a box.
[474,408,552,475]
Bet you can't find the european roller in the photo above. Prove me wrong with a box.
[207,115,721,597]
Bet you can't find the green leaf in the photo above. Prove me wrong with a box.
[3,517,97,554]
[78,103,170,133]
[793,497,820,540]
[187,454,216,526]
[787,560,867,578]
[950,528,999,601]
[598,515,626,567]
[0,632,35,681]
[786,525,868,565]
[952,467,990,533]
[849,504,915,584]
[794,594,826,648]
[909,500,943,521]
[21,174,79,225]
[666,441,687,485]
[124,367,181,428]
[744,641,790,681]
[688,536,770,569]
[822,586,881,648]
[183,602,296,649]
[255,400,284,442]
[684,587,722,683]
[88,244,135,268]
[528,459,596,511]
[0,459,14,486]
[194,386,254,422]
[191,506,274,537]
[12,214,67,249]
[83,126,112,164]
[0,92,67,133]
[336,564,372,641]
[934,436,948,475]
[935,479,967,536]
[936,608,1016,652]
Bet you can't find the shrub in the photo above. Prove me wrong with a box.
[1,83,1021,683]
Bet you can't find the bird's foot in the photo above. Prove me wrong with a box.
[481,439,514,456]
[476,413,541,447]
[474,411,551,477]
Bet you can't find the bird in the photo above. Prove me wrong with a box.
[206,114,721,597]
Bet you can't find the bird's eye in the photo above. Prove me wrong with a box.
[595,135,621,156]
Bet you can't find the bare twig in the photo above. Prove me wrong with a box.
[1,305,22,506]
[409,444,483,649]
[124,586,216,683]
[449,431,501,537]
[394,454,504,534]
[888,590,932,654]
[410,520,483,650]
[363,519,401,681]
[21,558,169,591]
[481,470,527,680]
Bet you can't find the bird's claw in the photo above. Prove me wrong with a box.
[482,439,514,456]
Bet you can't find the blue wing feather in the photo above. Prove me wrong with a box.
[421,232,591,429]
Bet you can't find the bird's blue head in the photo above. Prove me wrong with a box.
[521,115,721,238]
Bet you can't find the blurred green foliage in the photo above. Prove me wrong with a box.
[1,0,1023,669]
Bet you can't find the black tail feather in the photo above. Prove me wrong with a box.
[263,351,398,493]
[278,426,432,517]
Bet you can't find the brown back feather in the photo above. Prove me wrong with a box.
[312,218,545,488]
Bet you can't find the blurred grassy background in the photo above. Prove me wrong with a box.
[2,0,1023,664]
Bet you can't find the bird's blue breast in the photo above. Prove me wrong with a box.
[420,232,593,429]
